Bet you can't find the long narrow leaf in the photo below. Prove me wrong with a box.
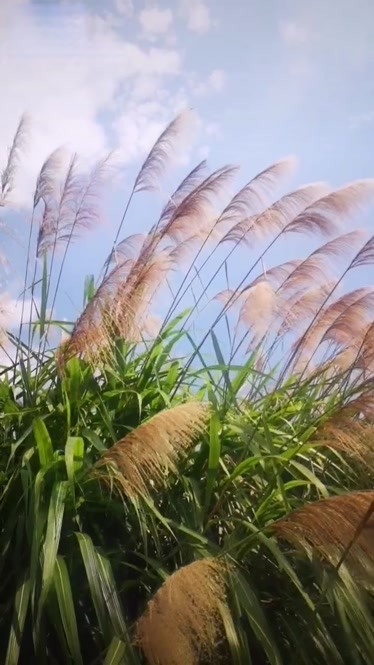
[53,556,83,665]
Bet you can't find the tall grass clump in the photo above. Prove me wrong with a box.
[1,112,374,664]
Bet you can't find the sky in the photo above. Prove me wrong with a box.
[0,0,374,356]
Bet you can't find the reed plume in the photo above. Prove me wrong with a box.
[1,114,29,206]
[273,491,374,577]
[159,160,208,224]
[52,113,374,387]
[33,147,65,208]
[97,402,210,499]
[135,558,230,665]
[277,283,335,337]
[280,231,365,296]
[320,291,374,349]
[222,183,329,245]
[237,280,277,344]
[351,233,374,268]
[315,419,374,473]
[283,181,374,237]
[36,153,111,256]
[134,111,195,193]
[292,287,374,371]
[216,157,297,230]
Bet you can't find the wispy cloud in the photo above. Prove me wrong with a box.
[349,111,374,131]
[279,19,308,45]
[139,6,174,41]
[0,1,218,208]
[180,0,212,34]
[191,69,226,96]
[114,0,133,16]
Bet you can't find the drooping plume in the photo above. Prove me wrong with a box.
[37,154,112,256]
[273,491,374,578]
[221,183,330,245]
[135,558,230,665]
[96,402,210,499]
[0,114,29,206]
[216,157,298,231]
[284,181,374,238]
[133,111,196,193]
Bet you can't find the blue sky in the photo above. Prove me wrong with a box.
[0,0,373,351]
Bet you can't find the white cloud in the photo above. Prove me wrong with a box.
[205,122,221,138]
[197,144,210,159]
[139,6,173,40]
[208,69,226,92]
[114,0,133,15]
[0,2,193,208]
[279,19,308,45]
[0,293,37,331]
[348,110,374,131]
[181,0,212,34]
[190,68,226,96]
[113,105,200,173]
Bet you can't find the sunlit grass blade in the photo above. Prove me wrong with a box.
[65,436,84,482]
[75,532,112,643]
[33,418,53,467]
[103,637,129,665]
[37,481,68,624]
[53,556,83,665]
[230,571,283,665]
[5,570,31,665]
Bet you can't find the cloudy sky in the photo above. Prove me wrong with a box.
[1,0,374,344]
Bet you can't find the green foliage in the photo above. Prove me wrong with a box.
[1,337,373,663]
[1,117,373,663]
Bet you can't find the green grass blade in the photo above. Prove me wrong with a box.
[65,436,84,482]
[75,532,111,642]
[39,253,48,340]
[103,637,127,665]
[204,411,221,513]
[38,481,68,619]
[5,570,31,665]
[53,556,83,665]
[33,418,53,467]
[231,571,283,665]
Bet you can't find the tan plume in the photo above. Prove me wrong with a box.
[355,322,374,373]
[159,165,238,244]
[57,255,134,367]
[284,181,374,238]
[221,183,329,245]
[135,558,230,665]
[340,394,374,420]
[351,233,374,269]
[214,288,237,308]
[159,160,208,224]
[37,153,112,256]
[109,248,173,343]
[33,147,66,208]
[58,227,176,366]
[320,291,374,349]
[104,233,147,271]
[248,259,302,290]
[97,402,210,499]
[134,111,195,193]
[293,287,374,369]
[314,419,374,473]
[1,114,29,206]
[276,283,335,337]
[280,231,365,297]
[273,491,374,577]
[238,280,277,342]
[216,157,298,229]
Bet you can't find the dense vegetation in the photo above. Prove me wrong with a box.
[1,114,373,664]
